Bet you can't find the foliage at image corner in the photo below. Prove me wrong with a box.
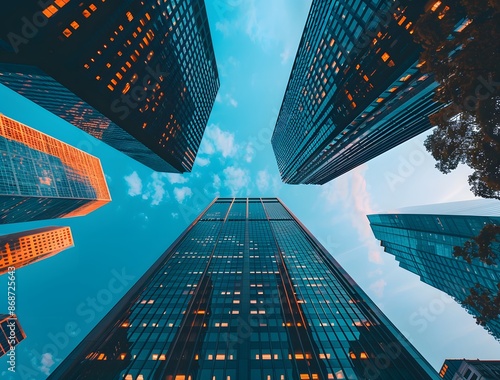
[413,0,500,200]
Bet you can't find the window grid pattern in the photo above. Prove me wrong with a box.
[272,0,447,184]
[369,212,500,341]
[49,198,438,380]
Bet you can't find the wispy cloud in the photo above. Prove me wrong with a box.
[174,187,193,203]
[245,143,255,163]
[124,171,170,206]
[256,170,270,192]
[223,166,250,196]
[196,157,211,167]
[200,124,238,158]
[124,171,142,196]
[38,353,56,376]
[320,165,383,264]
[213,174,222,190]
[370,279,387,298]
[165,173,189,184]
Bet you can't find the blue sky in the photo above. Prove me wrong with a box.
[0,1,499,378]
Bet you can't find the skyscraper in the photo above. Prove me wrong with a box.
[272,0,452,184]
[48,198,439,380]
[368,199,500,340]
[0,0,219,172]
[439,359,500,380]
[0,226,74,275]
[0,314,26,358]
[0,114,111,224]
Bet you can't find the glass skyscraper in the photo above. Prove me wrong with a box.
[368,199,500,340]
[439,359,500,380]
[272,0,453,184]
[48,198,439,380]
[0,114,111,224]
[0,0,219,172]
[0,226,74,275]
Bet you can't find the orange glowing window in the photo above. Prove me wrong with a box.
[381,52,390,62]
[83,9,91,18]
[126,11,133,21]
[300,375,310,380]
[43,5,58,18]
[63,28,72,37]
[397,16,406,25]
[130,54,137,62]
[216,354,225,360]
[152,354,158,360]
[195,310,205,314]
[430,1,442,12]
[319,353,331,359]
[97,353,106,360]
[438,6,450,19]
[55,0,69,6]
[107,84,114,91]
[159,354,166,361]
[388,87,398,93]
[360,352,368,359]
[120,353,126,360]
[363,75,369,82]
[295,354,304,359]
[70,21,80,30]
[350,352,356,359]
[89,4,97,11]
[116,72,123,80]
[84,63,89,69]
[122,83,131,94]
[262,354,271,360]
[329,38,335,47]
[400,74,411,82]
[376,97,384,103]
[145,12,151,20]
[95,75,101,81]
[110,79,117,85]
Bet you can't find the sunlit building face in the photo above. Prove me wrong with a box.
[0,226,74,274]
[0,0,219,172]
[0,114,110,223]
[272,0,453,184]
[48,198,439,380]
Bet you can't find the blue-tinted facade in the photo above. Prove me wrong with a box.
[272,0,450,184]
[439,359,500,380]
[368,200,500,341]
[0,0,219,172]
[0,114,110,223]
[48,198,438,380]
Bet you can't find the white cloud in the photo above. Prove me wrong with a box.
[320,165,383,264]
[223,166,250,196]
[256,170,270,192]
[229,97,238,108]
[165,173,189,184]
[280,47,291,64]
[201,124,238,158]
[174,187,193,203]
[147,173,169,206]
[370,279,387,298]
[38,353,55,376]
[124,171,142,197]
[171,212,179,219]
[213,174,222,190]
[245,143,255,163]
[196,157,211,167]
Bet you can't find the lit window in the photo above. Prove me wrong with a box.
[42,5,58,18]
[126,11,134,21]
[89,4,97,11]
[381,52,390,62]
[83,9,91,18]
[430,1,442,12]
[70,21,80,30]
[216,354,225,360]
[360,352,368,359]
[63,28,72,37]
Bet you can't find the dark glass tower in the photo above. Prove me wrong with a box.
[0,0,219,172]
[368,199,500,340]
[0,114,111,224]
[0,314,26,358]
[272,0,453,184]
[48,198,439,380]
[439,359,500,380]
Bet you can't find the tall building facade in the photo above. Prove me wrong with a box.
[439,359,500,380]
[0,314,26,358]
[272,0,453,184]
[48,198,439,380]
[0,114,111,224]
[368,199,500,340]
[0,0,219,172]
[0,226,74,275]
